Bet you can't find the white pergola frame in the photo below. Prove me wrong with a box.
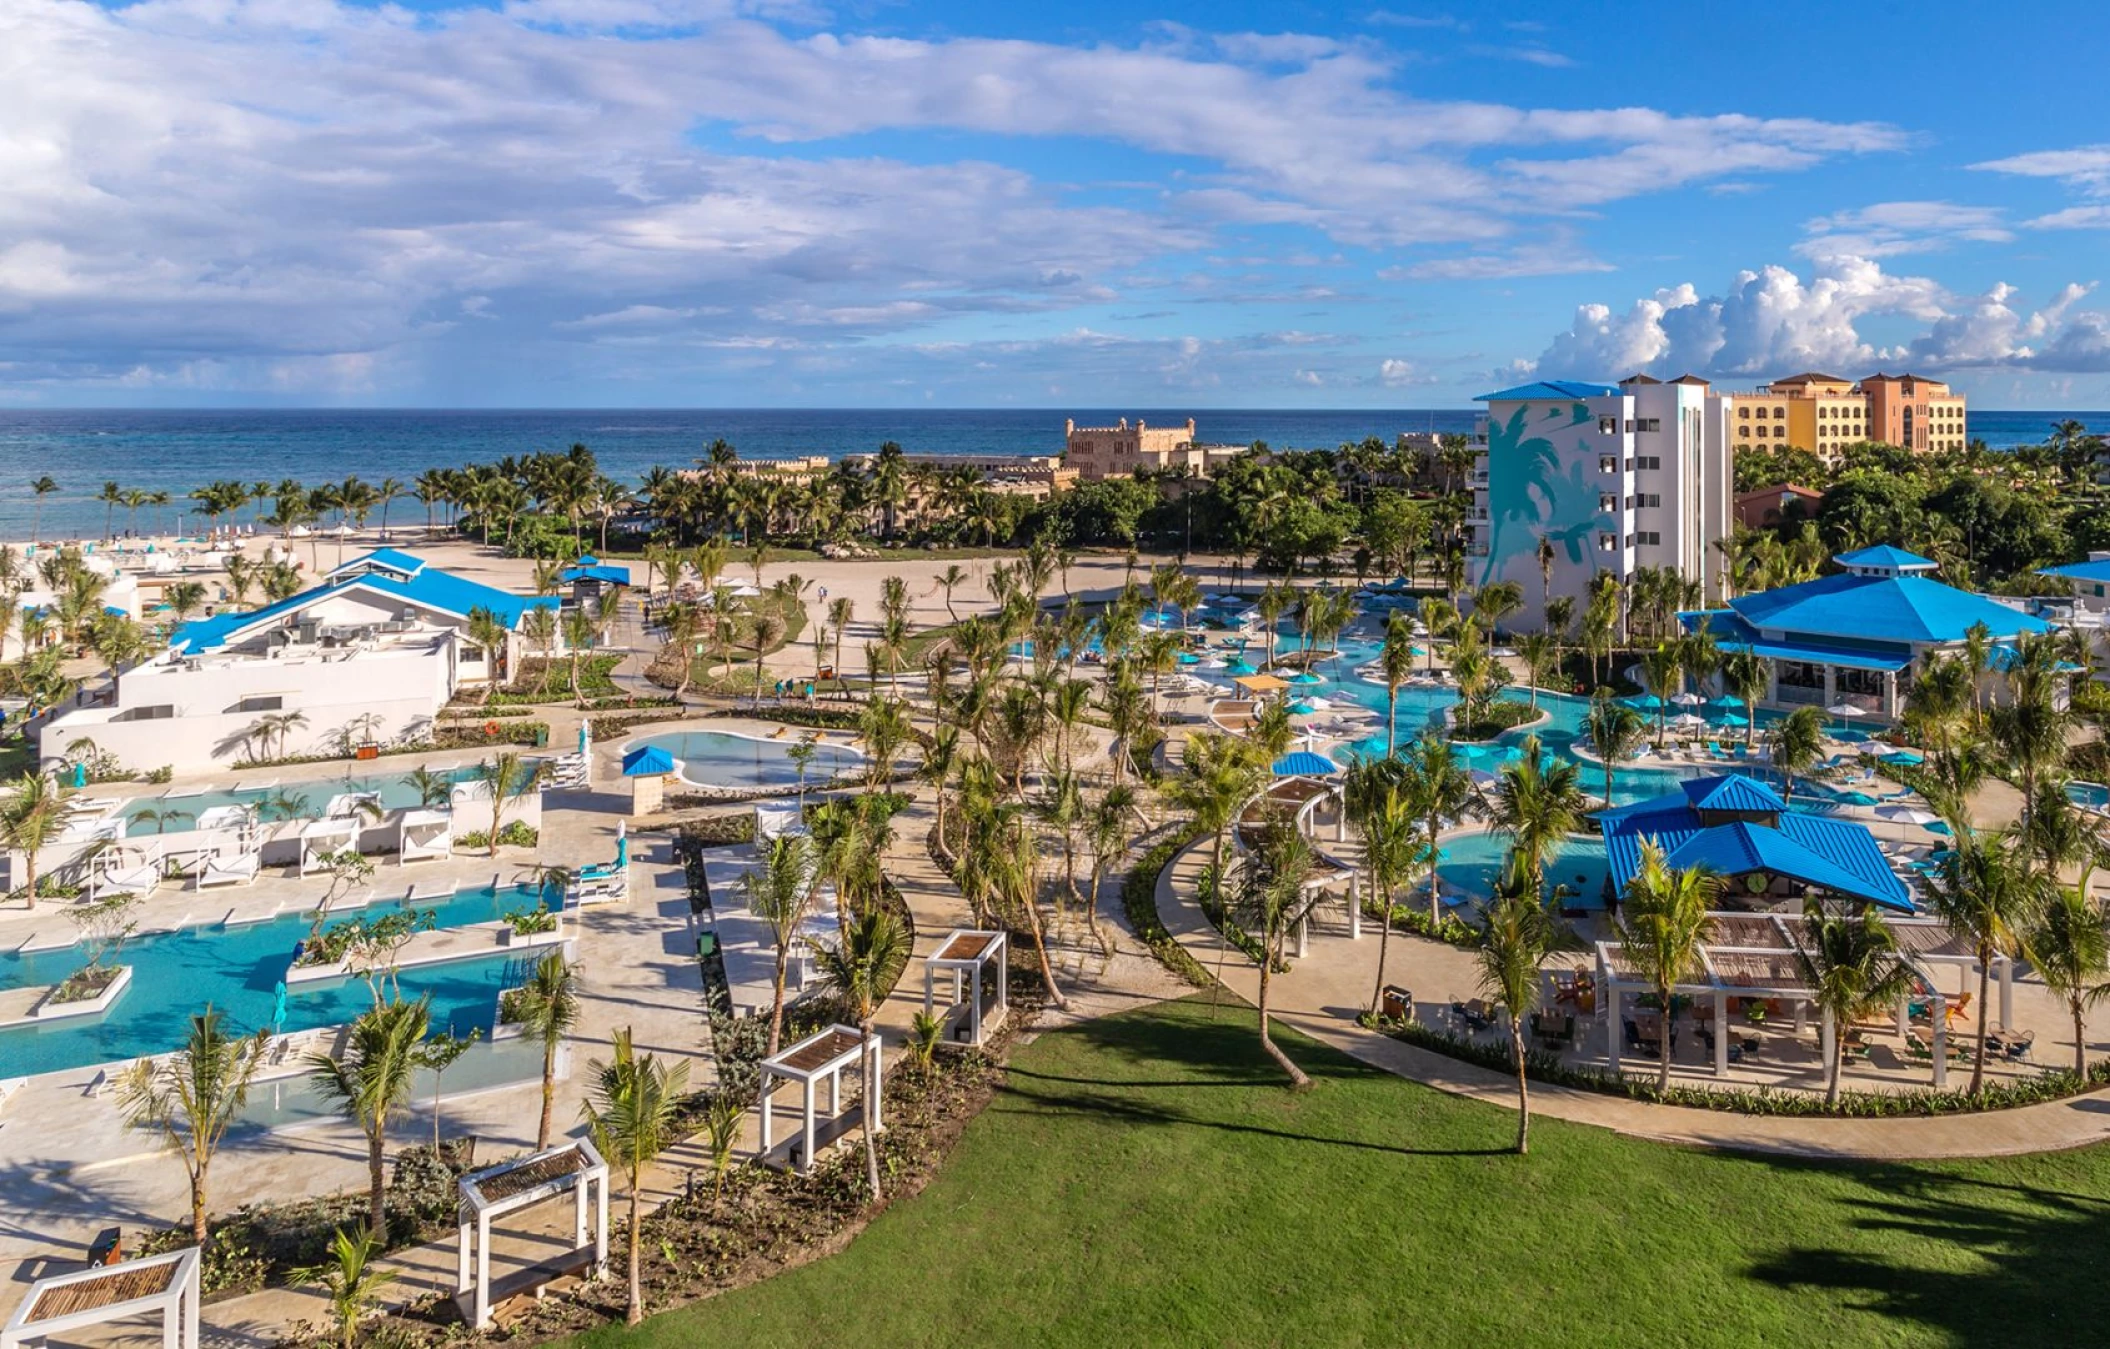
[758,1023,881,1174]
[1595,910,1960,1088]
[1234,776,1362,949]
[298,816,361,874]
[923,929,1008,1046]
[454,1138,610,1330]
[1,1247,200,1349]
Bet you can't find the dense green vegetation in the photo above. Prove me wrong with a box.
[577,997,2110,1348]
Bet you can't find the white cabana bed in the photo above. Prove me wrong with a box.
[297,816,361,874]
[397,808,453,864]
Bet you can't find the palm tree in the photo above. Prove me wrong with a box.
[1758,700,1824,796]
[292,1227,397,1349]
[1717,645,1768,750]
[1356,781,1421,1018]
[1791,899,1915,1104]
[1924,828,2055,1094]
[1615,841,1718,1089]
[28,476,57,542]
[1402,735,1472,922]
[1989,634,2071,847]
[1486,734,1586,897]
[1639,642,1683,748]
[1082,783,1136,953]
[1585,697,1646,810]
[97,481,123,541]
[1475,867,1575,1152]
[935,562,968,623]
[116,1006,270,1245]
[1378,610,1417,755]
[812,908,910,1198]
[1175,733,1264,883]
[509,950,580,1150]
[581,1028,690,1326]
[479,750,532,856]
[1234,817,1322,1088]
[306,996,431,1240]
[2026,887,2110,1078]
[1,772,63,909]
[1512,630,1556,712]
[746,833,815,1057]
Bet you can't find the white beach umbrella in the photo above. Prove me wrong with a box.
[1875,804,1941,827]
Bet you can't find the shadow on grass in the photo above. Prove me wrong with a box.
[1746,1160,2110,1347]
[995,995,1512,1158]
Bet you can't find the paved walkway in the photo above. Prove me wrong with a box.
[1154,835,2110,1161]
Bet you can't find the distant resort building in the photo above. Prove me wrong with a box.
[1601,774,1912,913]
[2039,553,2110,621]
[39,550,557,773]
[1723,371,1967,462]
[1471,375,1735,611]
[1680,545,2051,716]
[1062,417,1248,482]
[1732,483,1825,531]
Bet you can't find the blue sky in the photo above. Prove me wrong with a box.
[6,0,2109,408]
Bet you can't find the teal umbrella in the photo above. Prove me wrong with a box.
[1226,657,1257,675]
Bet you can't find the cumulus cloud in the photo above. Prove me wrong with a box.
[1509,258,2110,380]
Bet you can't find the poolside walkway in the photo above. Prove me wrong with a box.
[1154,835,2110,1161]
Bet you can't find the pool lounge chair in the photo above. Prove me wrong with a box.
[195,851,261,888]
[91,857,164,900]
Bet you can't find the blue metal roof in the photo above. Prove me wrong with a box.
[1474,380,1622,402]
[1602,779,1912,912]
[1724,572,2050,647]
[564,563,632,585]
[621,745,677,777]
[1681,774,1788,814]
[1271,750,1340,777]
[1678,613,1913,672]
[2041,558,2110,584]
[169,554,557,654]
[1834,545,1936,571]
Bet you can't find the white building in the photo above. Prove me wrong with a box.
[37,550,558,775]
[1471,375,1733,614]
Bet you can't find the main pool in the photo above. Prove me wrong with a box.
[0,884,543,1078]
[628,729,865,789]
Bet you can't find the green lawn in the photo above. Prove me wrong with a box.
[579,998,2110,1348]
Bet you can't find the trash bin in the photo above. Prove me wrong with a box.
[1381,986,1413,1021]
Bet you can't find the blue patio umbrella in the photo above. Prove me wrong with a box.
[1225,657,1257,676]
[1271,750,1339,777]
[1350,736,1393,760]
[1838,790,1878,806]
[271,980,288,1034]
[1409,646,1427,657]
[1707,694,1744,709]
[1287,700,1317,715]
[1718,713,1751,727]
[1623,693,1666,711]
[1882,749,1926,766]
[72,760,87,789]
[1290,672,1326,685]
[615,827,628,868]
[1176,652,1200,665]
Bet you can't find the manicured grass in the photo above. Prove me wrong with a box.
[579,997,2110,1348]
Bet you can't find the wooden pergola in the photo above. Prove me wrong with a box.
[1,1247,200,1349]
[759,1024,881,1174]
[923,929,1008,1046]
[454,1139,610,1330]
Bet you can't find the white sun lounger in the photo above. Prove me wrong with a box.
[196,852,261,889]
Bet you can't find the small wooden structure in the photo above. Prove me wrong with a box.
[758,1024,881,1173]
[621,744,676,817]
[454,1139,610,1330]
[1,1247,201,1349]
[923,929,1008,1046]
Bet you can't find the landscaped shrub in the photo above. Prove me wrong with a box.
[1122,830,1213,988]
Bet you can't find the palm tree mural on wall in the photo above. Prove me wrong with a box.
[1478,402,1603,589]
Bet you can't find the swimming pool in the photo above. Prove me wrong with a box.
[0,884,542,1078]
[1434,833,1613,911]
[627,729,865,789]
[125,765,506,836]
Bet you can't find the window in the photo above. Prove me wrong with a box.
[1640,493,1661,508]
[1598,533,1618,552]
[1598,455,1618,474]
[229,695,284,714]
[1772,407,1785,419]
[1639,417,1661,432]
[1631,531,1661,547]
[1739,406,1751,418]
[1599,416,1618,434]
[1637,455,1660,470]
[1599,493,1618,512]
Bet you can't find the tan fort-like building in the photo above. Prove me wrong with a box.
[1063,417,1206,481]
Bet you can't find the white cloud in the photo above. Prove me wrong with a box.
[1971,145,2110,196]
[1797,201,2012,259]
[0,0,1912,396]
[1509,258,2110,379]
[1378,358,1424,386]
[2025,205,2110,231]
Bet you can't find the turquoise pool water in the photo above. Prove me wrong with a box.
[1434,833,1613,911]
[0,884,542,1078]
[628,730,864,789]
[125,765,504,837]
[2068,782,2110,811]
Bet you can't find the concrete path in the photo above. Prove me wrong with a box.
[1155,836,2110,1161]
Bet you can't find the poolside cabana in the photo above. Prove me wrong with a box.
[1232,673,1289,697]
[1,1247,200,1349]
[297,815,361,874]
[1233,778,1360,949]
[758,1024,881,1174]
[453,1139,609,1331]
[90,844,166,900]
[923,929,1008,1046]
[397,808,453,864]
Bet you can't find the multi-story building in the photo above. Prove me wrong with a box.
[1062,417,1245,481]
[1724,371,1964,460]
[1470,375,1733,613]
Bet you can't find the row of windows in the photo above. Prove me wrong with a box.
[1597,455,1663,473]
[1737,406,1788,419]
[1597,531,1663,550]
